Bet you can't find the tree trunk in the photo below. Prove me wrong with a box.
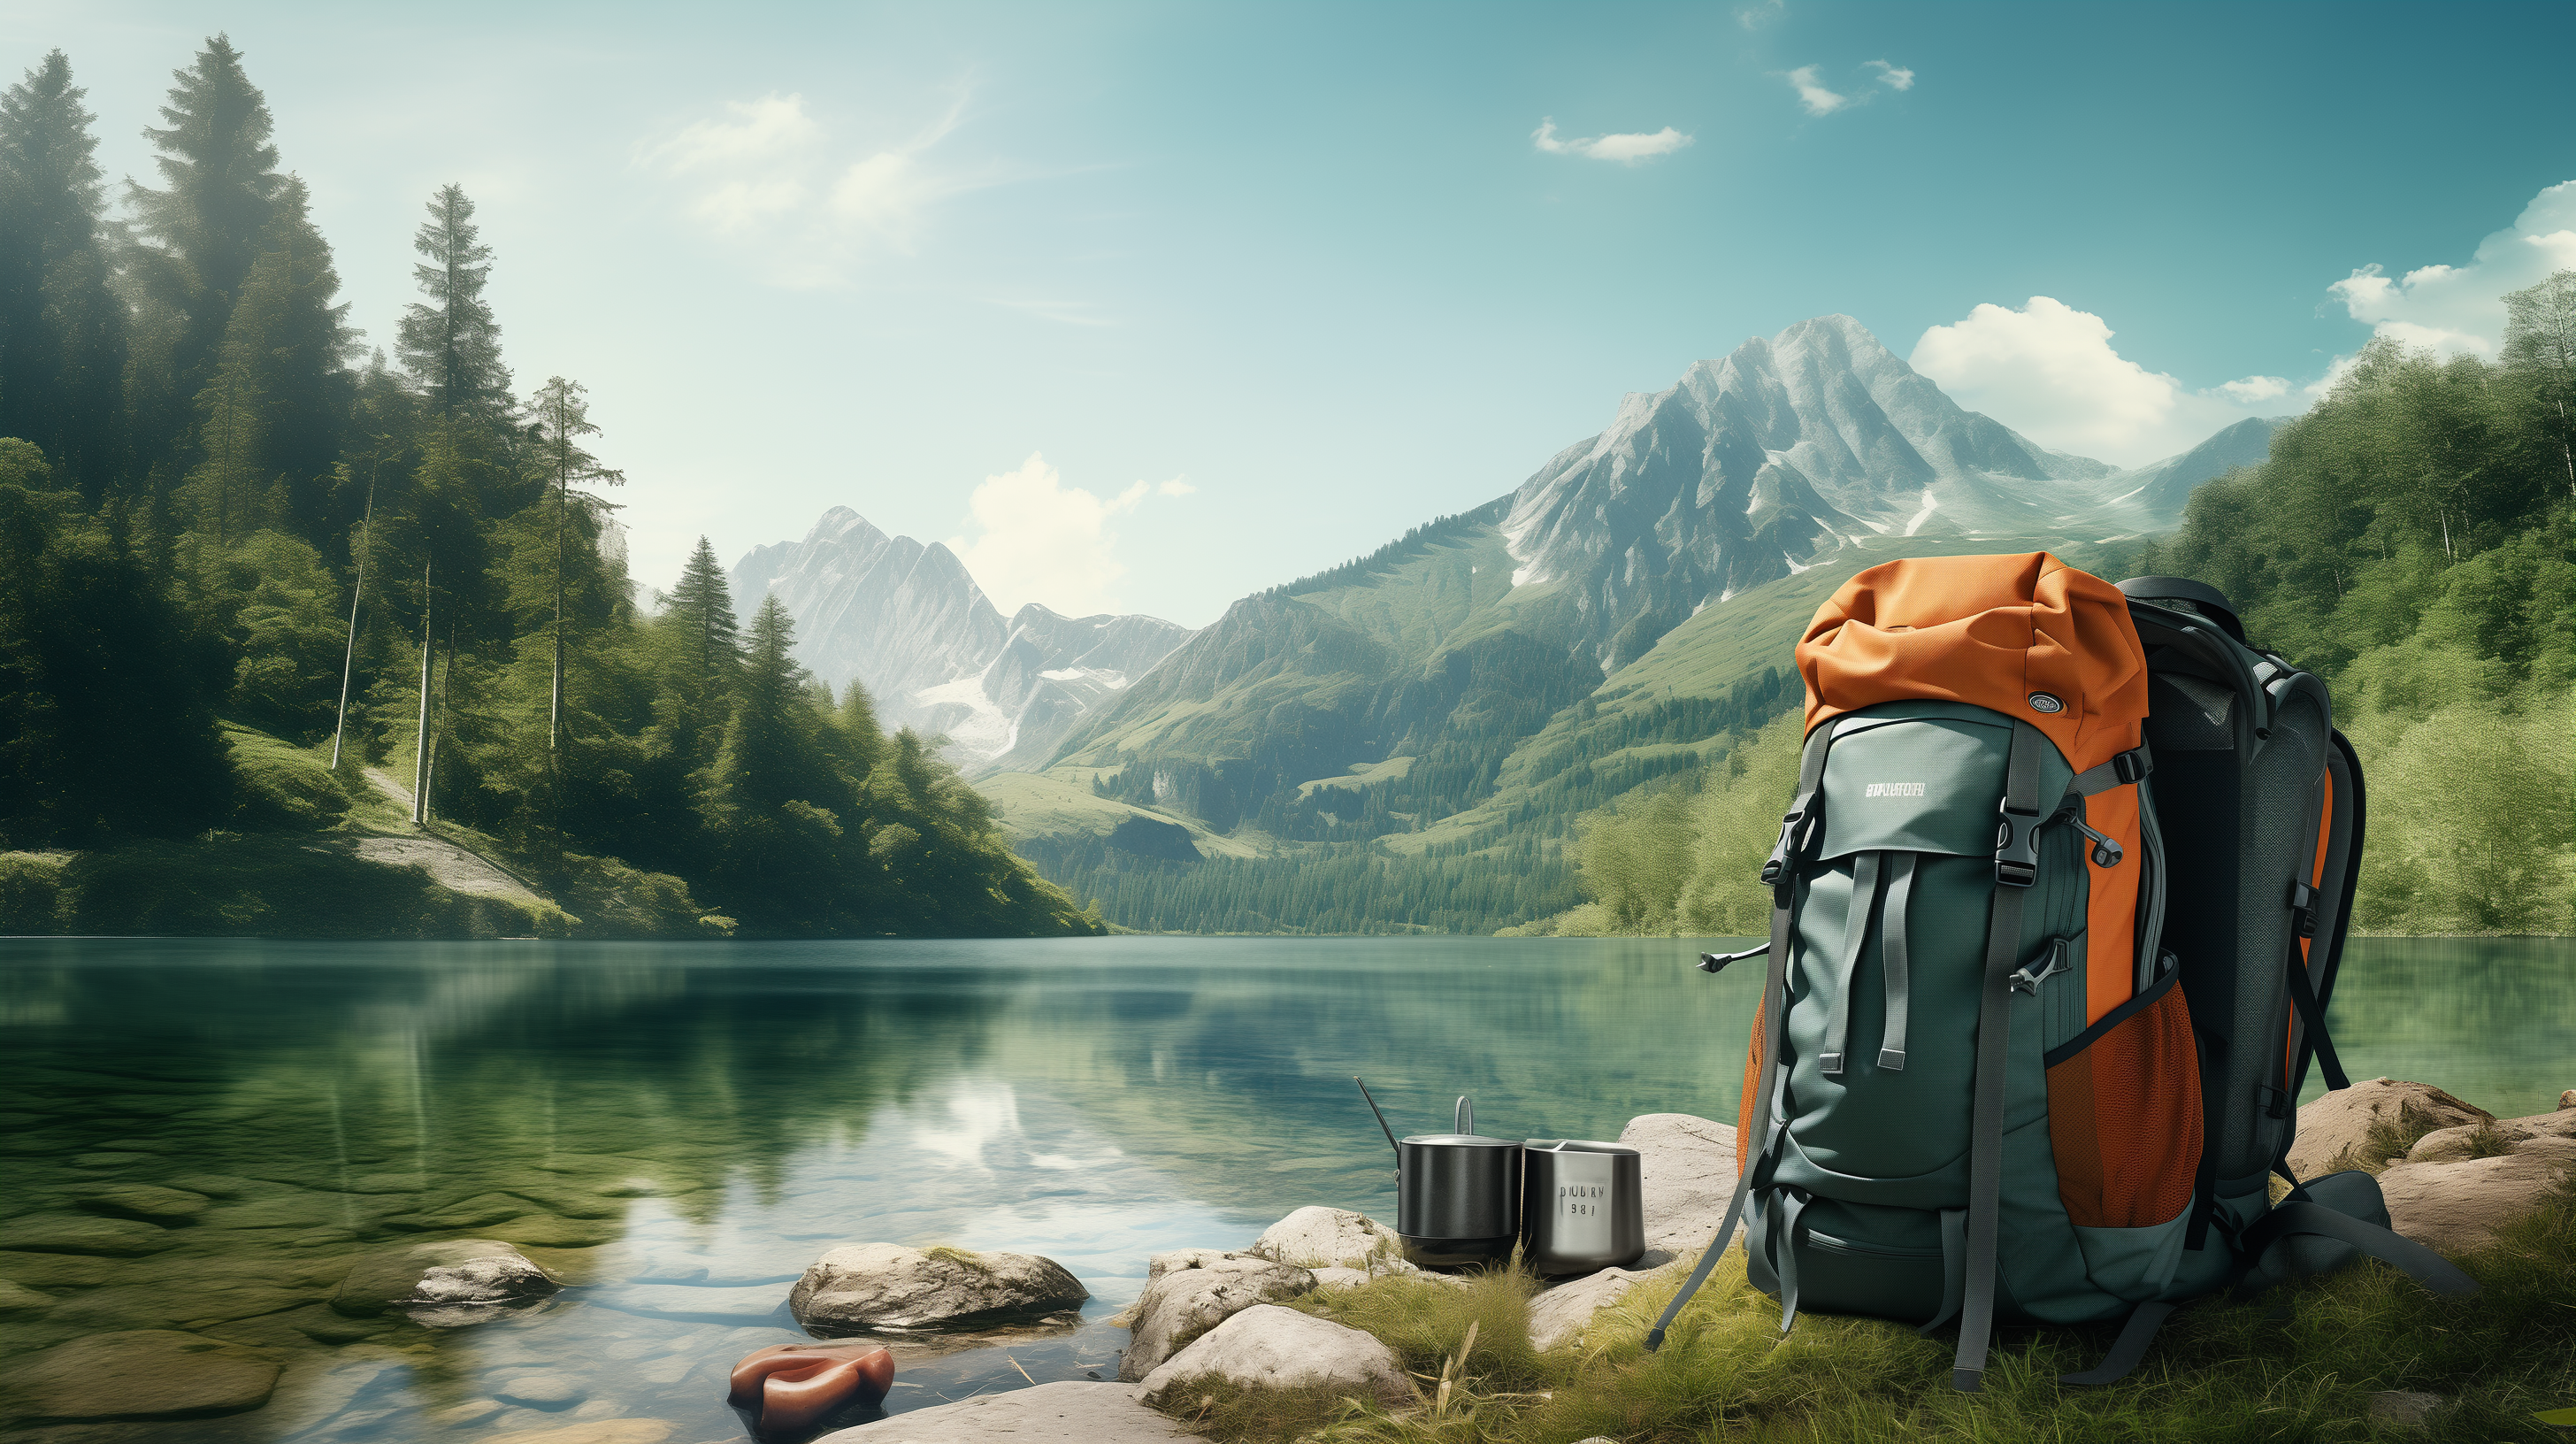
[549,452,565,750]
[329,474,374,770]
[411,561,433,826]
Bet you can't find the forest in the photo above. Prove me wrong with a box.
[1530,294,2576,939]
[0,40,1100,939]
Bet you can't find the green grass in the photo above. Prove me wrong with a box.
[46,834,550,938]
[1148,1171,2576,1443]
[224,720,366,830]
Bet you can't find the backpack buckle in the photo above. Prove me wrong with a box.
[1994,802,2043,887]
[1760,804,1815,887]
[2286,879,2318,938]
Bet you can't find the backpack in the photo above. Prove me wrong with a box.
[1645,553,2475,1390]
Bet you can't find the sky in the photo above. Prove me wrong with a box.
[11,1,2574,627]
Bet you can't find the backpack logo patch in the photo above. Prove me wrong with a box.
[2028,692,2066,713]
[1864,782,1926,798]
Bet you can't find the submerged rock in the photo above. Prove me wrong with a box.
[330,1239,559,1319]
[482,1422,676,1444]
[1117,1250,1315,1381]
[1138,1303,1410,1407]
[0,1328,280,1421]
[789,1243,1087,1333]
[76,1185,211,1224]
[0,1213,170,1256]
[815,1379,1198,1444]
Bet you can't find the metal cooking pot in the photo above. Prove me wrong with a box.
[1520,1139,1644,1275]
[1355,1079,1522,1268]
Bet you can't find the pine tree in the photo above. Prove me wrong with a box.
[667,535,740,683]
[180,174,355,539]
[717,595,816,816]
[0,51,126,501]
[526,376,624,747]
[395,184,509,419]
[123,35,284,480]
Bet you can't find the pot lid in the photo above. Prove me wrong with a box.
[1401,1133,1521,1147]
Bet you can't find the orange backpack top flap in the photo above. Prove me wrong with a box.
[1796,551,2150,774]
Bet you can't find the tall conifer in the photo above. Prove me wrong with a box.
[181,174,355,537]
[668,535,740,683]
[527,376,623,747]
[395,185,509,419]
[0,51,125,500]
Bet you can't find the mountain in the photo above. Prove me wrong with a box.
[2104,415,2289,518]
[1500,314,2173,662]
[1000,315,2294,933]
[730,508,1193,773]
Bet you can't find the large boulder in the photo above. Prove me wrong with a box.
[1118,1250,1315,1381]
[1527,1263,1669,1352]
[2287,1079,2489,1179]
[330,1239,558,1318]
[815,1380,1200,1444]
[0,1329,280,1422]
[789,1244,1086,1333]
[1249,1208,1405,1271]
[1138,1304,1410,1408]
[2377,1106,2576,1253]
[1616,1113,1740,1258]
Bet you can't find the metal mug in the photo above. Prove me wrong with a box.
[1520,1139,1644,1275]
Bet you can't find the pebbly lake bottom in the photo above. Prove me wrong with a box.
[1,933,2570,1443]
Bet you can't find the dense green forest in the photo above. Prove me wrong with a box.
[0,39,1097,938]
[1530,296,2576,938]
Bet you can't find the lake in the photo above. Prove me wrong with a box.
[1,934,2568,1441]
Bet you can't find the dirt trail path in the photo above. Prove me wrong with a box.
[352,769,548,906]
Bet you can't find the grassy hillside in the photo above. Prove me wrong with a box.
[1008,528,2132,933]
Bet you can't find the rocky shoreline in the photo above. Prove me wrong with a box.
[1,1081,2567,1443]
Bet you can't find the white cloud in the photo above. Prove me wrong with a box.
[1910,296,2294,467]
[639,91,970,288]
[1531,119,1692,164]
[1736,0,1784,28]
[1783,66,1852,116]
[1866,59,1915,91]
[2216,374,2290,404]
[946,454,1192,616]
[2326,180,2576,361]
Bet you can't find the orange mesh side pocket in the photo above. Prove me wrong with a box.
[2043,972,2201,1229]
[1736,985,1767,1179]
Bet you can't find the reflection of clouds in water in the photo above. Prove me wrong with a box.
[909,1079,1024,1170]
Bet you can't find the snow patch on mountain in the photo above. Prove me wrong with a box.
[731,508,1194,774]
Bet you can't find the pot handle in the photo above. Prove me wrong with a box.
[1455,1096,1474,1137]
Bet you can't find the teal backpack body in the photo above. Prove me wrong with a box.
[1648,557,2476,1390]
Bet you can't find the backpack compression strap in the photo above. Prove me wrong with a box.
[1952,719,2048,1393]
[1645,720,1838,1352]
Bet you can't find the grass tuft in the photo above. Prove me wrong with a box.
[1168,1168,2576,1443]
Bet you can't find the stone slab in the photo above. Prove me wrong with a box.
[815,1380,1200,1444]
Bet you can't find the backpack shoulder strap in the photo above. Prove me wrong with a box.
[1647,720,1837,1351]
[1951,718,2048,1393]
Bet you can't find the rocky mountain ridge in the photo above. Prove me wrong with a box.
[729,508,1193,774]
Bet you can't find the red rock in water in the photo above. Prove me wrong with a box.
[728,1343,896,1435]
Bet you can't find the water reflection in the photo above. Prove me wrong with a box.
[0,934,2565,1442]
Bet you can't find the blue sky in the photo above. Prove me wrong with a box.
[12,1,2573,626]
